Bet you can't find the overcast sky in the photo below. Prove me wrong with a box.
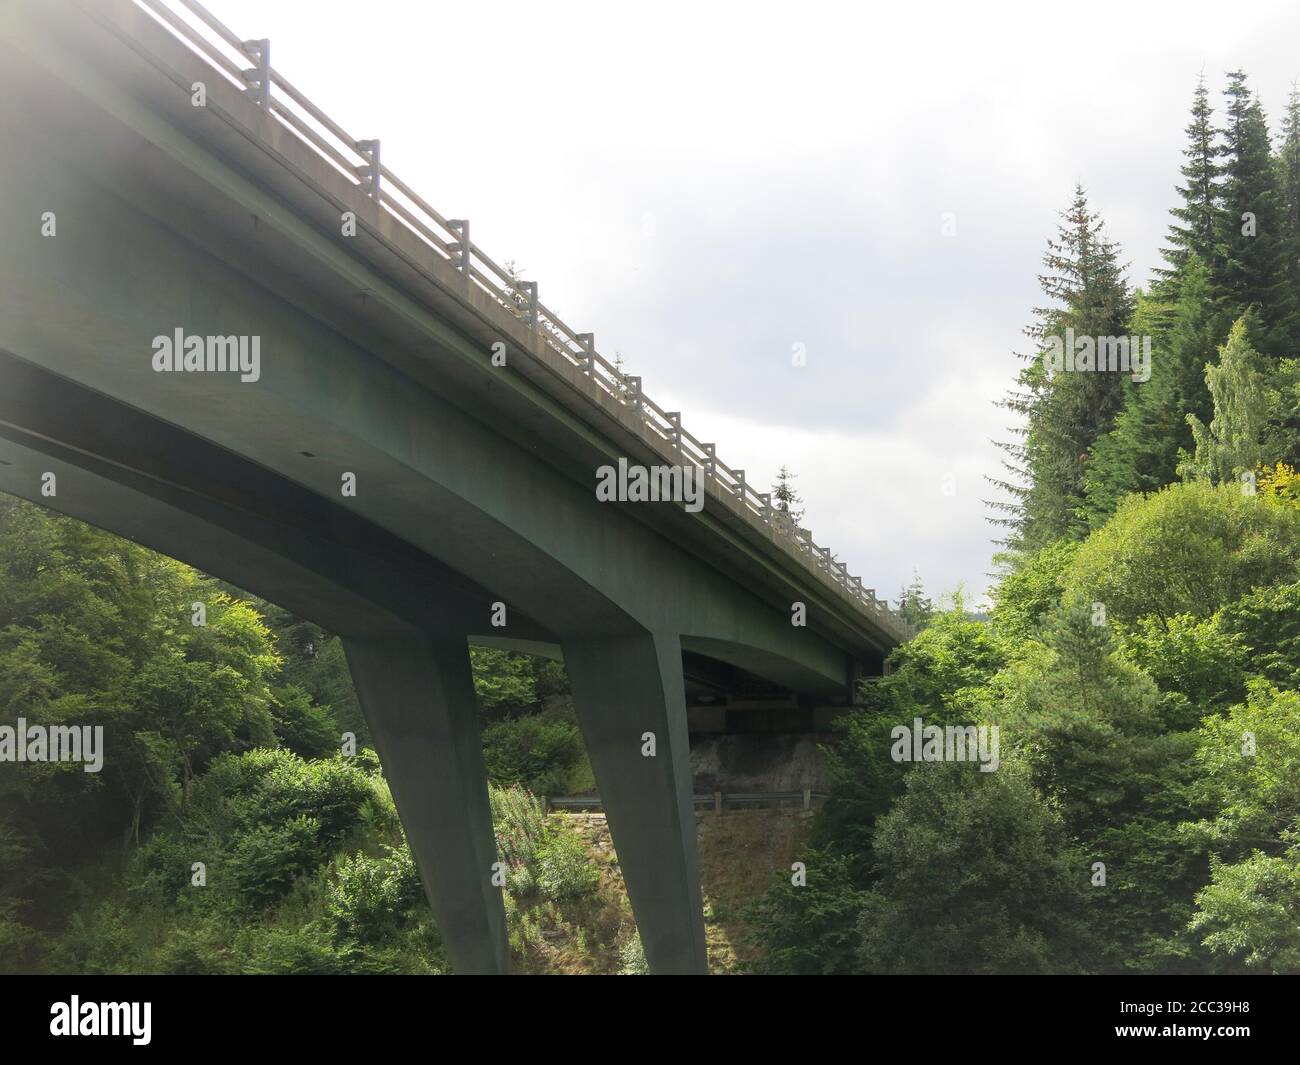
[176,0,1300,606]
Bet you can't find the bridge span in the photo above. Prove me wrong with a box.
[0,0,908,972]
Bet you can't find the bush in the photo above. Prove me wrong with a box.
[327,845,425,946]
[482,711,587,796]
[1065,481,1300,627]
[534,830,599,902]
[489,785,545,870]
[226,815,323,914]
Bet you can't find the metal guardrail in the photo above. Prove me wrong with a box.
[547,791,827,813]
[128,0,911,642]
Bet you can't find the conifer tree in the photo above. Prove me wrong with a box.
[1217,72,1289,352]
[1274,84,1300,350]
[989,186,1133,551]
[1083,257,1218,522]
[895,570,935,631]
[1161,76,1223,276]
[771,465,805,526]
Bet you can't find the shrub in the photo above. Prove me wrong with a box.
[1065,481,1300,627]
[534,829,599,902]
[482,712,587,796]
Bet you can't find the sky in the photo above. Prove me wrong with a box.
[167,0,1300,606]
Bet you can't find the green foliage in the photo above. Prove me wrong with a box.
[470,647,567,713]
[993,184,1134,549]
[747,849,871,974]
[1084,256,1219,522]
[1064,481,1300,626]
[326,845,426,946]
[1116,613,1247,721]
[481,706,589,795]
[856,761,1090,974]
[618,932,648,975]
[1216,579,1300,690]
[1181,317,1273,483]
[997,602,1167,837]
[1190,850,1300,972]
[819,610,1010,860]
[534,829,599,902]
[989,540,1078,640]
[894,570,934,631]
[1185,682,1300,857]
[490,784,546,872]
[131,749,373,914]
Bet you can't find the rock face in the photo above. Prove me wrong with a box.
[689,733,829,793]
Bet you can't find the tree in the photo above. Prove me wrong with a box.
[998,602,1166,836]
[1190,850,1300,973]
[1162,75,1223,276]
[770,465,805,527]
[746,849,870,974]
[894,570,934,630]
[1065,480,1300,627]
[1083,257,1218,521]
[1276,85,1300,350]
[855,760,1091,974]
[991,186,1134,550]
[1181,317,1272,483]
[1216,72,1290,352]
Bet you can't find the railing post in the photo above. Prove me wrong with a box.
[242,38,270,109]
[701,444,716,480]
[577,333,596,375]
[447,219,470,272]
[733,469,746,503]
[759,493,773,524]
[520,280,538,329]
[665,412,682,451]
[626,376,642,413]
[355,139,381,199]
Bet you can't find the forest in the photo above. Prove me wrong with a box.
[3,70,1300,974]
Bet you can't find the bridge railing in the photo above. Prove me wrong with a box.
[130,0,912,642]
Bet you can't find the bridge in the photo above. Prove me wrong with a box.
[0,0,908,973]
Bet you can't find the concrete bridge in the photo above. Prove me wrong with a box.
[0,0,908,973]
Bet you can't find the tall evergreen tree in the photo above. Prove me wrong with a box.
[1083,256,1218,522]
[1274,84,1300,350]
[1161,76,1223,277]
[1216,72,1290,352]
[989,186,1134,551]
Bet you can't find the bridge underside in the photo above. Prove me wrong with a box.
[0,0,894,973]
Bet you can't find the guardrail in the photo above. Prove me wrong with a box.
[546,791,826,813]
[129,0,911,642]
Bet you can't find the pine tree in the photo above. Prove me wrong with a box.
[1161,75,1223,276]
[771,465,805,526]
[895,570,935,631]
[1083,256,1219,522]
[1217,72,1289,352]
[1274,84,1300,350]
[989,186,1134,551]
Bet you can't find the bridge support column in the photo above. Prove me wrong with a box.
[563,632,708,974]
[343,633,509,974]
